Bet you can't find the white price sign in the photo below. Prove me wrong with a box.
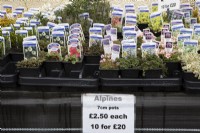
[82,94,135,133]
[158,0,180,12]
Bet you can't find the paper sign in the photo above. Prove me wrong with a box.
[82,93,135,133]
[158,0,180,12]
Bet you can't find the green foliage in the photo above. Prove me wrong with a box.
[148,16,162,33]
[141,54,166,74]
[46,52,63,61]
[61,46,68,57]
[159,52,181,62]
[35,12,49,26]
[192,8,200,23]
[85,44,104,56]
[117,56,140,69]
[99,54,119,70]
[56,0,110,24]
[38,40,50,51]
[16,58,44,68]
[63,54,80,64]
[137,12,150,24]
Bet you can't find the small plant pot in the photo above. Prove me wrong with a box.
[9,53,24,62]
[165,62,181,77]
[137,24,149,31]
[183,71,199,82]
[120,69,140,78]
[44,61,63,77]
[84,55,101,64]
[63,59,83,77]
[100,69,119,78]
[18,67,41,77]
[144,69,162,78]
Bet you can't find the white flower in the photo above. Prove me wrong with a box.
[42,32,46,36]
[56,37,60,41]
[28,47,32,52]
[60,40,64,44]
[32,51,36,55]
[45,35,49,39]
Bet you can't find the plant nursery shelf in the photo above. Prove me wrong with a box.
[101,78,182,87]
[18,76,99,88]
[184,80,200,92]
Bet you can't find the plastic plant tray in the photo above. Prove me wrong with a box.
[184,80,200,92]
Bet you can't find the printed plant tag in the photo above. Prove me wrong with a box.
[190,18,197,29]
[0,36,5,57]
[183,40,198,53]
[3,5,12,13]
[47,43,62,57]
[111,44,120,60]
[58,23,69,34]
[24,27,33,36]
[163,23,170,30]
[2,31,11,51]
[152,2,158,12]
[102,38,111,55]
[122,43,137,58]
[165,40,173,54]
[68,33,81,41]
[125,18,137,26]
[172,10,184,20]
[180,28,193,36]
[93,23,105,32]
[89,27,102,36]
[52,26,65,32]
[123,31,137,42]
[164,31,172,39]
[180,3,190,9]
[171,24,184,37]
[123,26,135,34]
[111,11,123,32]
[194,28,200,41]
[67,39,81,58]
[141,42,156,56]
[37,26,50,41]
[171,20,183,26]
[105,24,112,35]
[52,31,66,47]
[111,28,117,41]
[23,41,38,60]
[89,35,103,47]
[177,34,191,47]
[145,32,152,42]
[194,24,200,30]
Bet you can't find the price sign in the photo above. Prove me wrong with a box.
[158,0,180,12]
[82,94,135,133]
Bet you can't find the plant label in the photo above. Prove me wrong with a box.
[158,0,180,12]
[111,44,120,60]
[23,41,38,60]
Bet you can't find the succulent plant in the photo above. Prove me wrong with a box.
[85,44,104,56]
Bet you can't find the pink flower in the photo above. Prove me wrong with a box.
[165,53,171,59]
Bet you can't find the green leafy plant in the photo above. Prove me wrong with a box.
[46,52,63,61]
[159,52,181,62]
[16,58,44,68]
[85,44,104,56]
[63,54,81,64]
[117,56,140,69]
[192,8,200,23]
[100,54,119,70]
[141,54,167,74]
[38,40,50,51]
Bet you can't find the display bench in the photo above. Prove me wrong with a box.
[1,91,200,133]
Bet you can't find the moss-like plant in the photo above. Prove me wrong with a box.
[117,56,140,69]
[85,44,104,56]
[0,16,16,27]
[16,58,44,68]
[38,40,50,51]
[141,54,167,74]
[99,54,119,70]
[63,54,81,64]
[46,52,63,61]
[159,52,181,62]
[192,8,200,23]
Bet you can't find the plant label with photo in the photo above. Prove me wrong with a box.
[180,3,190,9]
[52,31,66,47]
[111,28,117,41]
[47,43,62,56]
[58,23,69,34]
[150,12,163,31]
[68,34,81,41]
[123,26,135,34]
[105,24,112,35]
[158,0,180,12]
[164,31,172,39]
[181,7,192,16]
[70,28,85,41]
[102,38,111,55]
[172,10,184,20]
[177,34,191,47]
[122,43,137,58]
[47,22,57,29]
[30,19,41,26]
[145,33,152,42]
[37,26,50,41]
[141,43,156,56]
[180,28,193,36]
[89,27,102,36]
[123,31,137,42]
[0,36,5,57]
[193,24,200,30]
[163,23,170,30]
[152,2,158,12]
[171,24,184,37]
[125,13,137,20]
[2,31,11,50]
[125,18,137,26]
[171,20,183,26]
[104,35,112,42]
[89,35,103,47]
[52,26,65,32]
[111,11,123,32]
[194,28,200,41]
[24,27,33,36]
[93,23,105,32]
[23,41,38,60]
[165,40,173,54]
[183,40,198,53]
[111,44,120,60]
[190,18,197,29]
[125,7,135,13]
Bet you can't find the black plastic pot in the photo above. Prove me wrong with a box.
[84,55,101,64]
[137,24,149,31]
[183,71,199,82]
[63,59,83,77]
[18,67,41,77]
[0,53,23,67]
[120,69,140,78]
[145,69,162,78]
[100,69,119,78]
[151,31,161,37]
[44,61,63,77]
[165,62,181,77]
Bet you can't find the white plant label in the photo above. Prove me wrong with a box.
[82,93,135,133]
[158,0,180,12]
